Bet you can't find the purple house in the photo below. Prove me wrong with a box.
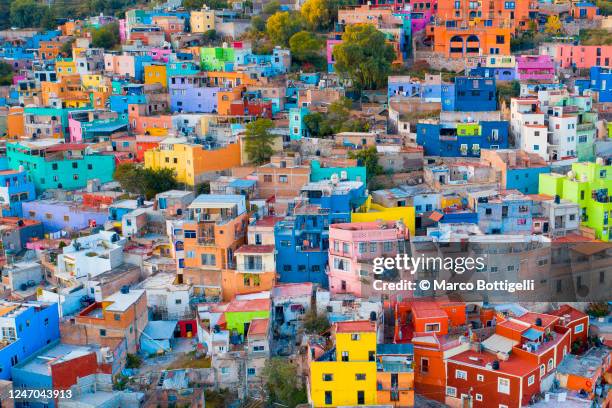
[22,200,109,233]
[169,73,220,113]
[516,55,555,81]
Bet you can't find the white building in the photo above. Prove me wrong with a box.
[56,231,126,280]
[510,98,548,160]
[136,272,192,320]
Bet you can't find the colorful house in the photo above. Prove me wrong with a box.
[0,168,36,217]
[328,221,410,297]
[144,137,242,186]
[0,301,60,381]
[480,149,550,194]
[516,55,555,81]
[6,140,115,192]
[416,120,509,157]
[539,161,612,241]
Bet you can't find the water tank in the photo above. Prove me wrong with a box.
[535,317,543,327]
[492,360,500,370]
[120,285,130,294]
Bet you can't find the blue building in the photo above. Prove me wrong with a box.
[289,107,309,140]
[469,66,516,81]
[0,169,36,217]
[506,166,551,195]
[587,66,612,103]
[448,77,497,112]
[0,301,60,381]
[475,192,533,234]
[416,121,509,157]
[274,180,367,287]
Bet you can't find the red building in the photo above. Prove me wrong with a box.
[446,349,541,408]
[549,304,590,346]
[229,99,273,118]
[135,135,163,162]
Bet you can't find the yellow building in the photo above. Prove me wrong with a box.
[190,8,216,33]
[309,320,415,408]
[144,137,242,186]
[55,58,77,78]
[352,197,416,236]
[310,321,378,407]
[144,64,168,89]
[81,74,105,91]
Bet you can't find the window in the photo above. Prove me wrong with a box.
[358,242,366,253]
[355,373,366,380]
[476,394,483,401]
[574,323,584,334]
[279,175,288,183]
[263,175,272,183]
[421,357,429,373]
[114,314,121,321]
[455,370,467,380]
[351,333,360,341]
[497,377,510,394]
[325,391,332,405]
[477,374,484,381]
[528,375,535,386]
[425,323,440,332]
[446,386,457,397]
[72,162,78,169]
[64,215,70,222]
[547,358,554,371]
[184,230,196,239]
[247,368,256,376]
[342,351,349,361]
[100,329,106,336]
[496,35,505,44]
[201,253,216,266]
[383,241,393,252]
[322,373,333,381]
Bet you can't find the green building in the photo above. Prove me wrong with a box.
[223,298,270,335]
[6,140,115,192]
[540,161,612,241]
[200,47,235,71]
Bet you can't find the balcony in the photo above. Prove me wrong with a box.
[577,123,595,132]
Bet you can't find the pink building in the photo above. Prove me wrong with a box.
[104,54,136,78]
[328,221,410,297]
[148,47,172,62]
[555,45,612,69]
[516,55,555,81]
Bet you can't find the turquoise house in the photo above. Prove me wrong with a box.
[310,160,367,183]
[7,140,115,192]
[289,106,309,140]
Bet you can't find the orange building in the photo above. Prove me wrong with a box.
[7,106,25,138]
[181,195,249,300]
[38,40,63,60]
[41,75,89,107]
[435,0,538,32]
[221,245,276,300]
[69,288,149,353]
[431,24,511,58]
[128,103,173,135]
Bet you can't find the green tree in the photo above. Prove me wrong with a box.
[10,0,48,28]
[289,31,323,63]
[181,0,204,9]
[262,0,280,14]
[0,62,14,86]
[113,163,178,199]
[289,31,325,71]
[348,147,383,178]
[303,310,330,334]
[0,0,10,29]
[333,23,396,90]
[262,358,307,407]
[301,0,331,30]
[251,15,266,32]
[91,22,120,49]
[265,11,302,46]
[244,118,276,164]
